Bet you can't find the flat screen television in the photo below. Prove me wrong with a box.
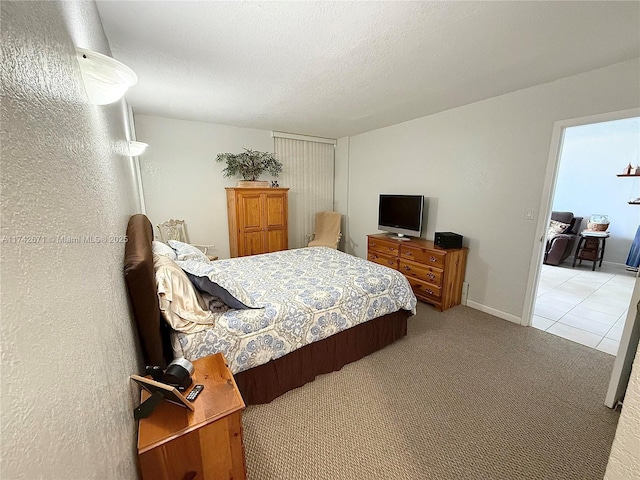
[378,194,424,239]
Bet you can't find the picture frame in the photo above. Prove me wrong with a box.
[130,374,195,411]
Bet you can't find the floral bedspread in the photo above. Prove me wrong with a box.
[172,247,416,374]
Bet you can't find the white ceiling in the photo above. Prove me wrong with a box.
[96,1,640,139]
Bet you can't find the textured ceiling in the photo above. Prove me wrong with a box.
[96,1,640,139]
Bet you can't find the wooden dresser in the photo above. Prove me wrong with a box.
[367,234,468,311]
[226,187,289,257]
[137,354,246,480]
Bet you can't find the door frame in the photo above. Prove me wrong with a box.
[522,107,640,327]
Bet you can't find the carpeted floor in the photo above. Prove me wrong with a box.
[242,303,619,479]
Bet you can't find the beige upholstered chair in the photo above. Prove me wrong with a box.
[156,219,218,261]
[307,211,342,249]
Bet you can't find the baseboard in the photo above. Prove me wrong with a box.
[466,300,521,325]
[602,260,628,268]
[565,257,627,269]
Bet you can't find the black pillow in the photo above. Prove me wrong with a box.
[564,219,576,234]
[185,272,254,310]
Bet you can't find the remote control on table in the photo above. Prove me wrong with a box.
[186,384,204,401]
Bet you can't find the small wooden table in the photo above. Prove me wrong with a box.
[137,354,246,480]
[573,230,609,271]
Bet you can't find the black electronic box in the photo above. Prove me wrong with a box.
[434,232,463,249]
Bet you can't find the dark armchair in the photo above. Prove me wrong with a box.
[544,211,583,266]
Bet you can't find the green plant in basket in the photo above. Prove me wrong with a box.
[215,148,283,181]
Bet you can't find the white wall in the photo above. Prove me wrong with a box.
[1,1,141,478]
[553,117,640,264]
[605,339,640,479]
[134,114,273,259]
[343,59,640,321]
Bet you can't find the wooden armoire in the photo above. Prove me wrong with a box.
[226,187,289,257]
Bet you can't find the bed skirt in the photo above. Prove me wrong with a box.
[233,309,410,405]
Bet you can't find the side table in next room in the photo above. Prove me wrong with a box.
[573,230,609,271]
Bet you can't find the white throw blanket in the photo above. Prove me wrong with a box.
[153,254,216,333]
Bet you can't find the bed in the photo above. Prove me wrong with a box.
[124,214,415,404]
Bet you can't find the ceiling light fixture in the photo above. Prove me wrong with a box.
[76,48,138,105]
[128,141,148,156]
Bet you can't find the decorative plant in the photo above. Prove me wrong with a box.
[215,148,283,181]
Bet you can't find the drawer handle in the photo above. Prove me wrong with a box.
[406,251,413,256]
[426,289,434,295]
[429,256,437,262]
[387,260,394,266]
[403,266,411,271]
[388,247,395,251]
[427,273,435,280]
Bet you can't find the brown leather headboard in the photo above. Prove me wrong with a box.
[124,214,172,368]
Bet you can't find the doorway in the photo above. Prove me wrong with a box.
[527,114,640,354]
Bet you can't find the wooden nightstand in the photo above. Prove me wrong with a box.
[137,353,246,480]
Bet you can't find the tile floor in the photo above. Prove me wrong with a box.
[532,262,637,355]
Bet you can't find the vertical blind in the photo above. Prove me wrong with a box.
[274,137,335,249]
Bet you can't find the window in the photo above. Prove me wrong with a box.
[274,135,335,248]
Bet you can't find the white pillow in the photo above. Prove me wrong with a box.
[168,240,209,262]
[152,240,177,260]
[546,220,570,241]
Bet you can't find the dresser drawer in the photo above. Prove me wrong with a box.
[406,276,442,300]
[368,237,399,257]
[399,260,443,286]
[368,253,399,270]
[400,245,445,268]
